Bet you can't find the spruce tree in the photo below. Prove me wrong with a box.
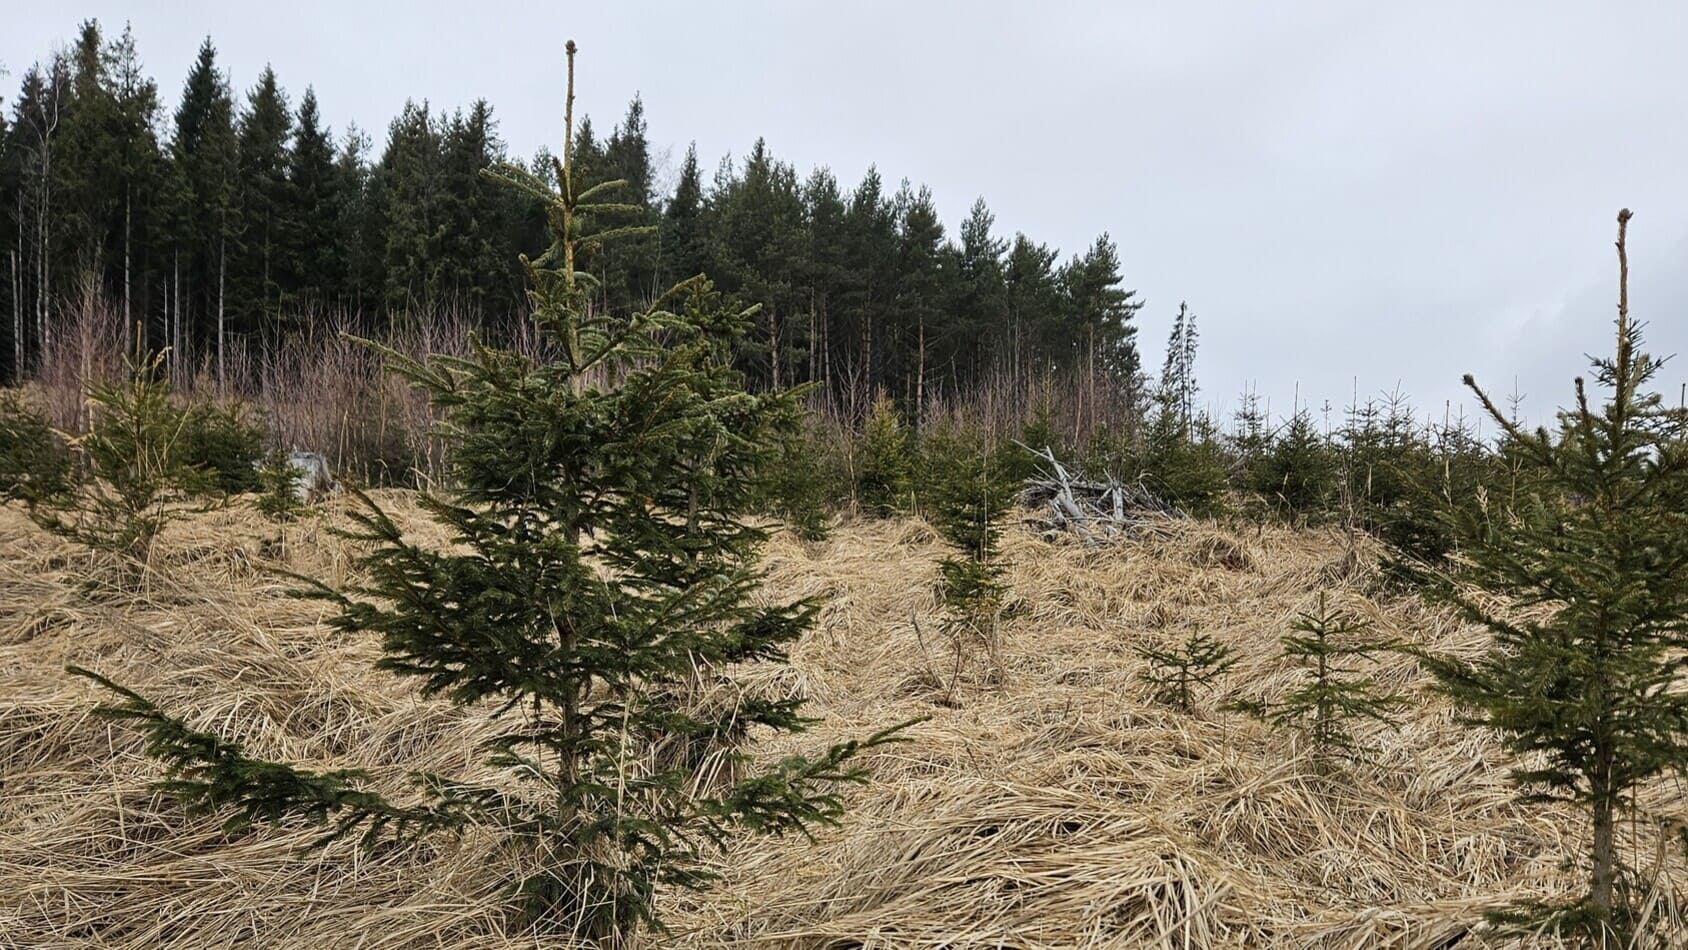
[253,447,305,521]
[70,43,904,944]
[1229,385,1271,468]
[164,39,239,375]
[1232,593,1401,769]
[233,66,292,340]
[1254,405,1336,518]
[1135,629,1236,713]
[32,350,199,581]
[1143,306,1227,516]
[947,197,1008,389]
[58,20,121,294]
[597,96,659,314]
[661,142,707,285]
[0,388,71,502]
[856,391,912,517]
[759,415,841,542]
[924,431,1015,702]
[284,87,345,311]
[106,24,164,348]
[335,123,379,310]
[431,100,512,316]
[1417,210,1688,939]
[371,100,441,311]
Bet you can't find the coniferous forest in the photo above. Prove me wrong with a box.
[5,17,1688,950]
[0,21,1142,412]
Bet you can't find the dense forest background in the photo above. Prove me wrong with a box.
[0,20,1147,419]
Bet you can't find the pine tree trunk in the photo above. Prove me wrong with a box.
[1012,312,1022,394]
[10,249,20,382]
[13,187,22,379]
[821,296,832,398]
[124,189,133,356]
[769,307,781,390]
[36,145,50,369]
[173,252,182,384]
[218,236,227,396]
[861,312,873,404]
[166,258,173,370]
[1087,324,1096,437]
[916,317,926,428]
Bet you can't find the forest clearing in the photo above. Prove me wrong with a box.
[5,495,1681,948]
[5,12,1688,949]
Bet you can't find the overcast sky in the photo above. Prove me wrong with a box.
[6,1,1687,430]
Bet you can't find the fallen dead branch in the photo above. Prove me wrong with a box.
[1016,442,1176,543]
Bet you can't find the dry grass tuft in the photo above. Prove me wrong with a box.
[2,498,1684,948]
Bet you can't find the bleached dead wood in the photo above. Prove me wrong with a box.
[255,450,340,504]
[1015,442,1176,543]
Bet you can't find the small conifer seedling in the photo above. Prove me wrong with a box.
[0,389,71,503]
[926,435,1015,701]
[33,350,201,583]
[856,391,912,517]
[254,449,306,521]
[1231,593,1401,768]
[1135,629,1237,712]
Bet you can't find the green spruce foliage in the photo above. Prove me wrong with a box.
[1253,406,1336,519]
[34,351,199,575]
[70,44,905,944]
[0,389,72,502]
[759,415,846,541]
[1003,403,1065,486]
[178,401,265,496]
[856,391,912,517]
[1142,411,1230,517]
[1233,593,1401,768]
[1416,211,1688,940]
[1135,629,1236,712]
[1140,305,1229,516]
[253,449,305,521]
[924,431,1015,701]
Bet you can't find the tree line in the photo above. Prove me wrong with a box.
[1,20,1145,413]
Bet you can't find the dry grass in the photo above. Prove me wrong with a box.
[2,497,1685,948]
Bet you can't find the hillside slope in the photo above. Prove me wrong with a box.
[2,496,1683,948]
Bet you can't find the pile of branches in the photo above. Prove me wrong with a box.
[1016,444,1176,543]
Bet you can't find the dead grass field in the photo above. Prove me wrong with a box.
[2,494,1684,948]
